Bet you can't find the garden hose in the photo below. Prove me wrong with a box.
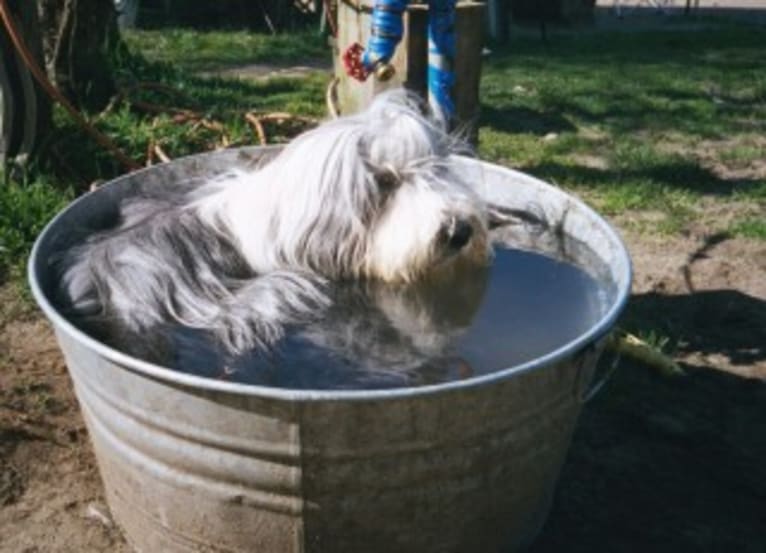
[342,0,457,123]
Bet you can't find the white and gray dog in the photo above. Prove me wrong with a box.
[57,91,532,362]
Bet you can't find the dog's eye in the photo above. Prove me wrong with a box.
[374,169,400,194]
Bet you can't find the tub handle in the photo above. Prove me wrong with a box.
[581,352,620,403]
[576,338,621,403]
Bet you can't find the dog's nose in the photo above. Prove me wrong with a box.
[448,220,473,250]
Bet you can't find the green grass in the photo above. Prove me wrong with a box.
[0,175,73,282]
[478,24,766,234]
[3,20,766,294]
[41,29,329,182]
[718,144,765,167]
[121,29,329,73]
[46,72,327,182]
[729,218,766,240]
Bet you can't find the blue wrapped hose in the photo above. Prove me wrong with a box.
[355,0,457,123]
[361,0,408,70]
[427,0,457,122]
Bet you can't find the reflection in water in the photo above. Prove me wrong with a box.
[166,246,612,390]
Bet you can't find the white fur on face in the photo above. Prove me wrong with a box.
[365,169,490,282]
[197,90,491,283]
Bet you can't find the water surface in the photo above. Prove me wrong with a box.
[170,244,614,390]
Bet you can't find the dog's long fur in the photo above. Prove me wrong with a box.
[56,91,519,359]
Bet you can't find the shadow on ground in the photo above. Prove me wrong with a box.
[531,288,766,552]
[480,105,577,136]
[522,160,764,196]
[627,289,766,368]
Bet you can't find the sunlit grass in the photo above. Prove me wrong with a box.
[122,29,329,73]
[729,218,766,240]
[4,20,766,292]
[479,24,765,236]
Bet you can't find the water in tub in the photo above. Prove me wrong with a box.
[161,239,615,390]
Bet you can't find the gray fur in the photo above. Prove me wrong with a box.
[55,90,541,361]
[56,194,326,356]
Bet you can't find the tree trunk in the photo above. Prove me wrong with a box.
[37,0,119,110]
[1,0,50,165]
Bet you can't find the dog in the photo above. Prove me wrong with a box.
[56,90,535,364]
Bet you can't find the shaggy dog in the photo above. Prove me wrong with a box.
[56,91,533,364]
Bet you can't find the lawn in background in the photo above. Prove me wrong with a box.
[479,24,765,237]
[1,20,764,292]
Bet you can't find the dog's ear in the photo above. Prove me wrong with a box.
[487,204,549,232]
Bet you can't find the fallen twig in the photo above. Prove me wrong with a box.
[245,113,268,145]
[259,112,317,124]
[153,143,171,163]
[326,77,340,118]
[145,140,156,167]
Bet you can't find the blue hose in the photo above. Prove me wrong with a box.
[361,1,408,70]
[427,0,457,122]
[359,0,456,123]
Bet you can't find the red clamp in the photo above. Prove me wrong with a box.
[343,42,371,82]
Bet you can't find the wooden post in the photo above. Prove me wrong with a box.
[332,1,485,141]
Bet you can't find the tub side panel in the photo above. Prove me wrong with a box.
[299,357,591,553]
[57,330,305,553]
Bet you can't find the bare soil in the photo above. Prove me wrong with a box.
[0,317,129,552]
[1,223,764,552]
[531,225,766,553]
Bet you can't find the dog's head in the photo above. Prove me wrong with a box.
[222,90,491,283]
[356,92,490,282]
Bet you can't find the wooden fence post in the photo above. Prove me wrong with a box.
[332,1,486,142]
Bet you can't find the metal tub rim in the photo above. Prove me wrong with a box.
[28,148,632,403]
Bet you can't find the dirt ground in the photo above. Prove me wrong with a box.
[531,224,766,553]
[2,3,766,546]
[1,222,764,552]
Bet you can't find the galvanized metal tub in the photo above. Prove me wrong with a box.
[29,147,631,553]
